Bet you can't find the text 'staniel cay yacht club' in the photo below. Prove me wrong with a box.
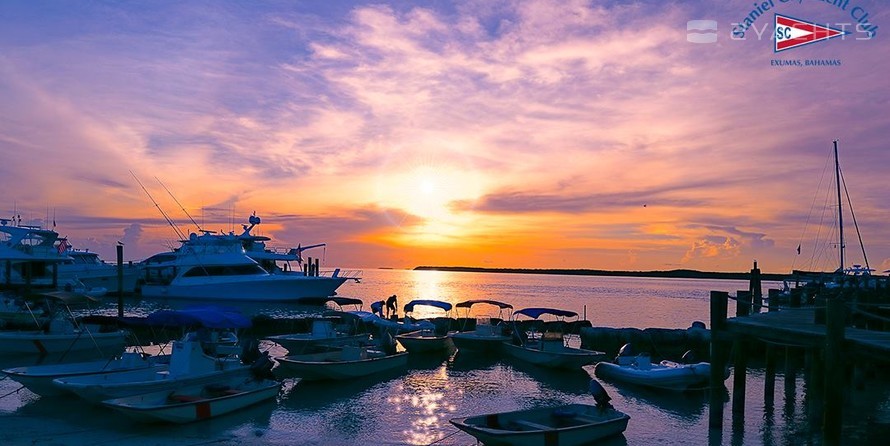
[139,215,359,302]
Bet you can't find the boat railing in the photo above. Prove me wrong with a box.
[320,269,363,280]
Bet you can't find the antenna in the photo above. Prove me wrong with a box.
[155,177,204,233]
[130,171,186,240]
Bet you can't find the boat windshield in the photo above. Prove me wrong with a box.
[182,264,267,277]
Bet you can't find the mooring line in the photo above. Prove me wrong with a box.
[0,384,24,400]
[427,428,462,445]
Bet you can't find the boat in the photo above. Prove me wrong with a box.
[0,218,71,288]
[57,248,140,294]
[502,308,606,370]
[265,299,371,353]
[450,403,630,446]
[53,307,270,403]
[0,291,127,357]
[2,350,170,397]
[448,299,513,353]
[586,345,714,391]
[394,299,453,353]
[275,345,409,380]
[101,375,281,423]
[138,223,349,301]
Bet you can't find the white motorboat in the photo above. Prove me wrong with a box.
[0,219,71,288]
[101,376,281,423]
[58,249,139,294]
[394,299,453,353]
[53,307,269,403]
[503,308,606,370]
[275,345,408,380]
[265,312,371,354]
[138,216,350,301]
[0,292,127,357]
[587,345,716,391]
[2,351,170,397]
[450,403,630,446]
[448,299,513,353]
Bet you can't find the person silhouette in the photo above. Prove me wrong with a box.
[385,294,398,319]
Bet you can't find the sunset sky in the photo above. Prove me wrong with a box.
[1,1,888,273]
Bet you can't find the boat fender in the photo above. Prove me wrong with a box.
[588,379,613,411]
[681,350,697,364]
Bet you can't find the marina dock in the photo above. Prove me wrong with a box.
[709,267,890,446]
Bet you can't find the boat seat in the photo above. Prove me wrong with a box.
[512,419,553,431]
[169,394,204,403]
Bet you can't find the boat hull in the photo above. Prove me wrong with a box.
[590,361,713,391]
[266,333,371,353]
[450,403,629,446]
[275,351,408,380]
[2,353,169,397]
[102,378,281,423]
[140,275,347,302]
[503,342,605,370]
[394,331,452,353]
[449,332,511,353]
[0,330,127,357]
[55,365,251,403]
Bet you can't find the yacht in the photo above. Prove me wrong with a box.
[1,218,71,288]
[57,248,140,294]
[138,216,352,301]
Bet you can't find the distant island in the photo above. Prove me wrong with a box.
[413,266,791,281]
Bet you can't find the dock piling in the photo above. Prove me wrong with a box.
[823,297,846,445]
[709,290,729,429]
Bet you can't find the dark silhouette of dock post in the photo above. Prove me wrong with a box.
[749,261,762,313]
[306,257,313,276]
[764,345,776,408]
[314,258,320,276]
[709,290,729,428]
[117,244,124,317]
[732,290,751,423]
[767,288,779,312]
[823,296,845,445]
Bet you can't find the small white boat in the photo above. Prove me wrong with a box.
[503,308,605,370]
[0,292,127,357]
[53,307,266,403]
[266,319,370,354]
[275,345,408,380]
[450,403,630,446]
[394,299,453,353]
[102,376,281,423]
[2,351,170,397]
[588,347,715,391]
[449,299,513,353]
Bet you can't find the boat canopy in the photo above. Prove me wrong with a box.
[144,306,252,329]
[455,299,513,310]
[403,299,452,313]
[513,307,578,319]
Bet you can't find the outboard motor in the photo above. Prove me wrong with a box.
[379,330,397,355]
[681,349,697,364]
[588,379,613,412]
[250,351,275,380]
[616,343,635,365]
[241,338,261,365]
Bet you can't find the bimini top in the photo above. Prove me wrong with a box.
[403,299,453,313]
[513,307,578,320]
[144,306,252,329]
[455,299,513,310]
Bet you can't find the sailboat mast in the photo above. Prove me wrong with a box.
[834,139,844,273]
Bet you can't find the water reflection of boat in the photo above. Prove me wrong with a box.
[450,403,630,446]
[608,381,709,420]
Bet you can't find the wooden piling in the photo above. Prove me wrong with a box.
[767,289,779,312]
[732,336,748,423]
[737,290,752,317]
[314,258,320,277]
[749,261,762,314]
[117,244,124,318]
[709,290,729,429]
[823,297,845,445]
[764,345,776,408]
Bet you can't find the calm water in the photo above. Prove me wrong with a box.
[1,269,887,445]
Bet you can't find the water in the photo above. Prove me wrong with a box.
[1,269,888,445]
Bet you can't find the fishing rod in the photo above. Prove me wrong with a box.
[155,177,204,234]
[130,171,186,241]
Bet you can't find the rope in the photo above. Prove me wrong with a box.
[427,429,463,445]
[0,384,25,400]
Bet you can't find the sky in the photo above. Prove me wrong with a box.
[1,0,888,273]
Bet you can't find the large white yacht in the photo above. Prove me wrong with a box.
[1,218,71,288]
[138,215,354,301]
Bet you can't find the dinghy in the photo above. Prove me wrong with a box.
[587,344,715,391]
[450,403,629,446]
